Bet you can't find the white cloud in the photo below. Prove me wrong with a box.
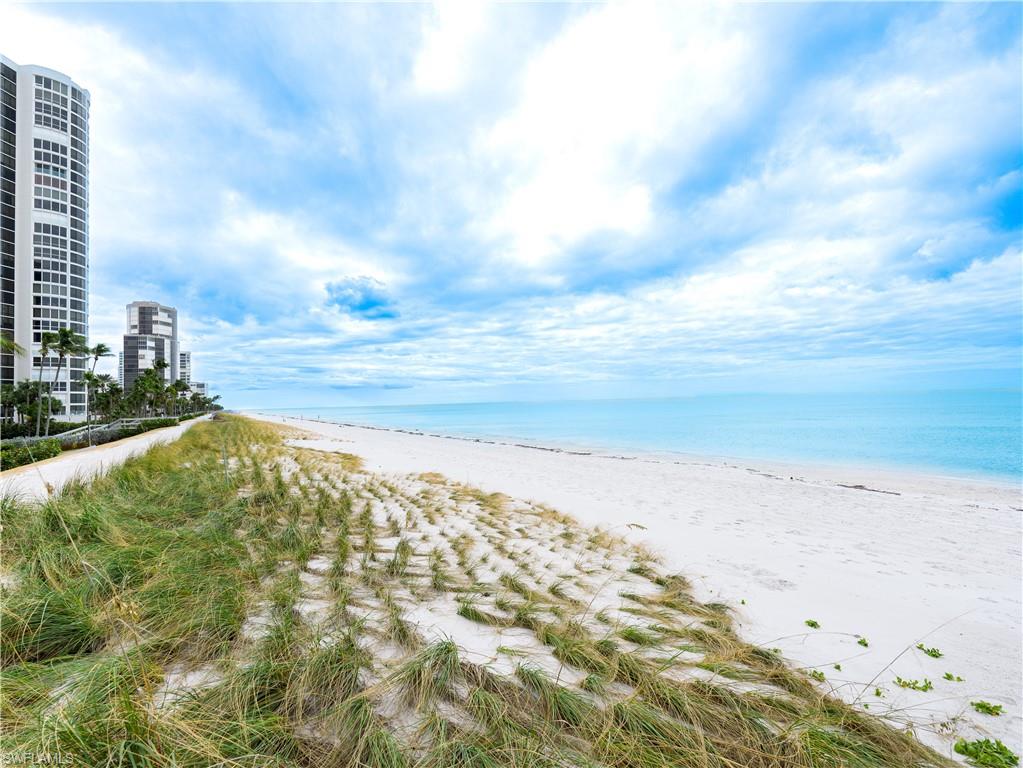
[672,9,1022,290]
[0,6,291,255]
[472,2,760,268]
[210,191,401,299]
[413,1,489,94]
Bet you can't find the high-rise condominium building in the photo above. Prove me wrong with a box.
[1,56,90,417]
[121,301,178,390]
[178,350,191,385]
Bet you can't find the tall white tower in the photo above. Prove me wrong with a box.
[1,55,90,418]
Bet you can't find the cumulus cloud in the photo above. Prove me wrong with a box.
[471,3,761,269]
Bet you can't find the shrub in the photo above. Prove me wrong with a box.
[113,418,178,440]
[141,417,179,429]
[0,418,188,460]
[1,421,78,439]
[1,438,61,470]
[63,418,181,450]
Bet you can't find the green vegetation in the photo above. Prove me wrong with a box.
[1,327,220,439]
[0,416,959,767]
[805,618,820,629]
[0,417,193,471]
[943,672,964,682]
[0,420,78,439]
[971,700,1004,716]
[1,326,221,472]
[916,643,943,658]
[0,437,61,470]
[894,676,934,692]
[858,636,870,647]
[954,738,1019,768]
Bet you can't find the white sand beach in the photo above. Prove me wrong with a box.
[252,411,1022,757]
[0,416,209,500]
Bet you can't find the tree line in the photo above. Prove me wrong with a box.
[1,330,220,436]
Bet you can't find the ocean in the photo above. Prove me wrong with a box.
[265,390,1022,481]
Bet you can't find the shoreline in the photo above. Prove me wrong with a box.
[251,410,1022,757]
[252,410,1021,492]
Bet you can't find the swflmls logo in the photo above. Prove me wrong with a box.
[0,753,75,765]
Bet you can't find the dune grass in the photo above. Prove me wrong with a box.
[0,415,958,767]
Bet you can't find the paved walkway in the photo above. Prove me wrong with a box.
[0,416,209,502]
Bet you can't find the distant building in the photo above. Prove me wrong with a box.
[179,350,191,385]
[191,381,207,397]
[121,301,178,390]
[1,56,91,418]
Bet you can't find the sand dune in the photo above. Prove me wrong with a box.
[254,412,1022,758]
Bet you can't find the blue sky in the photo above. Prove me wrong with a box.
[1,2,1020,407]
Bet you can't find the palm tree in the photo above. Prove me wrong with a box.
[131,366,164,417]
[153,359,170,416]
[91,374,116,420]
[45,328,87,436]
[126,378,146,418]
[34,331,58,437]
[1,335,25,357]
[0,338,25,421]
[7,379,40,424]
[163,384,177,416]
[87,342,112,376]
[83,371,99,444]
[84,342,113,444]
[172,379,189,416]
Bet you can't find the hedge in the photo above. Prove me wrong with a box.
[2,416,201,441]
[1,438,61,470]
[63,418,180,449]
[0,421,79,439]
[3,417,186,469]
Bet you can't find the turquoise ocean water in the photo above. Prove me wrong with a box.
[265,390,1022,481]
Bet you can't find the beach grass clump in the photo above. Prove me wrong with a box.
[0,582,105,664]
[390,639,461,709]
[515,664,593,729]
[387,537,414,578]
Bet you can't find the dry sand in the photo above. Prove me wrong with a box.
[253,411,1022,757]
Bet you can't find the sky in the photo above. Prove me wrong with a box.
[1,2,1020,408]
